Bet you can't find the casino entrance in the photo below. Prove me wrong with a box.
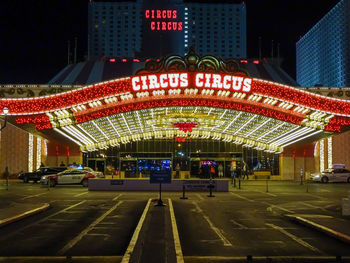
[83,139,279,179]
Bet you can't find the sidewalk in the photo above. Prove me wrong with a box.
[286,214,350,244]
[0,201,50,227]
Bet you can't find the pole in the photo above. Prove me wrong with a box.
[180,181,188,199]
[306,178,309,193]
[156,183,164,206]
[238,177,241,189]
[6,177,8,191]
[47,176,50,191]
[266,179,269,193]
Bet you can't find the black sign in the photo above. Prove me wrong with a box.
[150,170,171,184]
[110,180,124,185]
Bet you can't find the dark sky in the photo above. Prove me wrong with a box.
[0,0,340,84]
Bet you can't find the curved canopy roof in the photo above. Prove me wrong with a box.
[2,51,350,153]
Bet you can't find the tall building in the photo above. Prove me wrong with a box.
[88,0,246,60]
[296,0,350,87]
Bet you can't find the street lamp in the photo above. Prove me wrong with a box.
[0,107,9,131]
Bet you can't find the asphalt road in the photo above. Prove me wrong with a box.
[0,180,349,262]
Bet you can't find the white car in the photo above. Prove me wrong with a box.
[310,168,350,183]
[41,168,98,187]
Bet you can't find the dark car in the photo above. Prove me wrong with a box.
[18,167,67,183]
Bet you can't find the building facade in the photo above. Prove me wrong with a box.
[88,0,246,60]
[296,0,350,87]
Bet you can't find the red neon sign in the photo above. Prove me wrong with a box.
[145,9,183,31]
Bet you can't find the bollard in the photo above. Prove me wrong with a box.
[207,179,215,197]
[180,182,188,199]
[238,177,241,189]
[233,177,236,188]
[266,179,269,193]
[6,177,8,191]
[306,179,309,193]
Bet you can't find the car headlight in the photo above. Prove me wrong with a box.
[314,175,320,178]
[42,176,47,180]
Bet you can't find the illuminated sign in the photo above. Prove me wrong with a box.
[145,9,183,31]
[131,73,252,93]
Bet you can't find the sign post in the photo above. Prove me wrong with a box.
[150,170,171,206]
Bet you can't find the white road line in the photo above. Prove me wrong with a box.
[0,201,86,241]
[22,192,48,199]
[229,192,254,202]
[254,190,277,197]
[266,223,321,253]
[230,219,248,229]
[196,194,204,201]
[113,194,123,201]
[74,192,88,197]
[58,201,124,255]
[121,198,152,263]
[300,202,327,211]
[264,202,294,214]
[192,201,232,247]
[169,199,184,263]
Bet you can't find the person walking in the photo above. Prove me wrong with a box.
[3,166,9,190]
[210,165,215,179]
[218,163,224,178]
[242,161,248,180]
[175,163,180,179]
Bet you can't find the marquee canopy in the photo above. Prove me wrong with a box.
[2,50,350,153]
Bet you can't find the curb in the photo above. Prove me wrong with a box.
[286,214,350,245]
[0,203,50,227]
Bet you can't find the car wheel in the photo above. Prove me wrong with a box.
[82,179,88,187]
[321,176,329,183]
[49,180,56,187]
[24,177,29,183]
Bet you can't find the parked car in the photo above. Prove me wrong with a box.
[310,168,350,183]
[40,168,98,187]
[82,167,104,178]
[18,167,66,183]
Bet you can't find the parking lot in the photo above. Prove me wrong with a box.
[0,180,349,262]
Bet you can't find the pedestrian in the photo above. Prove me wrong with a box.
[60,161,66,167]
[242,161,248,180]
[210,165,215,179]
[218,163,224,178]
[230,162,236,178]
[3,166,9,179]
[175,163,180,179]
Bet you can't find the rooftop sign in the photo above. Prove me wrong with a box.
[145,9,183,31]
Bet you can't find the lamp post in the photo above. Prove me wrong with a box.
[0,107,9,131]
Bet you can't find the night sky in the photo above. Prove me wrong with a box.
[0,0,340,84]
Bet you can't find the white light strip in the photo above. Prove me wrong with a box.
[92,121,110,140]
[223,112,242,132]
[220,109,227,119]
[36,137,41,169]
[77,124,99,142]
[28,134,33,172]
[320,139,325,172]
[233,115,258,135]
[54,128,82,146]
[63,126,92,145]
[106,117,120,137]
[194,107,198,114]
[268,126,300,143]
[257,122,285,140]
[327,137,332,169]
[136,111,144,133]
[272,127,314,146]
[207,108,213,115]
[121,113,132,135]
[281,130,323,148]
[246,119,271,137]
[68,126,95,144]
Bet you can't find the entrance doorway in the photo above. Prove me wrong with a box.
[87,158,106,174]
